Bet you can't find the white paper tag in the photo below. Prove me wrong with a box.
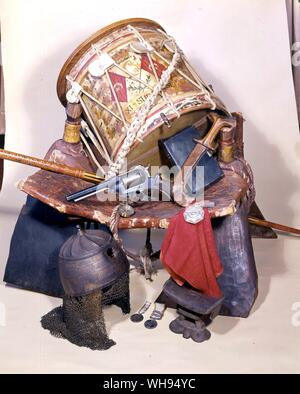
[66,81,82,104]
[88,53,114,77]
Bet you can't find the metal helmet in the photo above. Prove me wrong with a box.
[59,228,129,297]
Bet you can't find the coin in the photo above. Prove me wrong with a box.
[144,319,158,329]
[130,313,144,323]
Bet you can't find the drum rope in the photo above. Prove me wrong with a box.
[80,130,105,175]
[157,27,217,109]
[66,26,219,178]
[92,44,130,131]
[146,51,180,118]
[107,38,181,178]
[128,25,180,118]
[109,204,122,243]
[78,94,112,165]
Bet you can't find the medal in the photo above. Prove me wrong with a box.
[130,301,151,323]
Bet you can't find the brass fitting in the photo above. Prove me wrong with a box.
[219,126,234,163]
[63,122,81,144]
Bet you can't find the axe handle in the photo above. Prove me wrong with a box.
[248,216,300,236]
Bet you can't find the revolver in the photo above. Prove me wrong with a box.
[66,165,171,203]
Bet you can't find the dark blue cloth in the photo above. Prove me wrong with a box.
[4,196,108,297]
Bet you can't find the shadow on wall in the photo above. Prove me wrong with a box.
[245,117,298,224]
[191,58,298,226]
[241,120,296,314]
[20,39,78,158]
[0,39,77,211]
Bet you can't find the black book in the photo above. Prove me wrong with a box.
[159,125,224,194]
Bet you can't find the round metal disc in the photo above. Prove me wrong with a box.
[66,89,80,104]
[88,60,105,78]
[144,319,158,329]
[119,203,135,218]
[130,313,144,323]
[184,204,205,224]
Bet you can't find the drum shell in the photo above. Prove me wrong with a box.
[57,18,228,168]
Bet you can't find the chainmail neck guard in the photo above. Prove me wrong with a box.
[41,271,130,351]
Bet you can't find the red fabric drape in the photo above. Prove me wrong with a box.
[160,208,223,298]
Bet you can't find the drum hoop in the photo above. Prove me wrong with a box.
[56,18,165,106]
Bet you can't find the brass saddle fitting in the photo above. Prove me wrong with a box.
[63,122,81,144]
[218,125,236,163]
[63,102,82,144]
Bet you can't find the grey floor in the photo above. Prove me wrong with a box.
[0,206,299,373]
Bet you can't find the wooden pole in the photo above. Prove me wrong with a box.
[248,216,300,236]
[0,148,104,184]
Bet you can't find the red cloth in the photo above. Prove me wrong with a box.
[160,208,223,298]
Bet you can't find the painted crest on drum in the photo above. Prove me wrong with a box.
[64,22,228,162]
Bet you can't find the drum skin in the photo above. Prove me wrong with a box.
[57,18,229,168]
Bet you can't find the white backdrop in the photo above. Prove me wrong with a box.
[0,0,300,374]
[0,0,299,225]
